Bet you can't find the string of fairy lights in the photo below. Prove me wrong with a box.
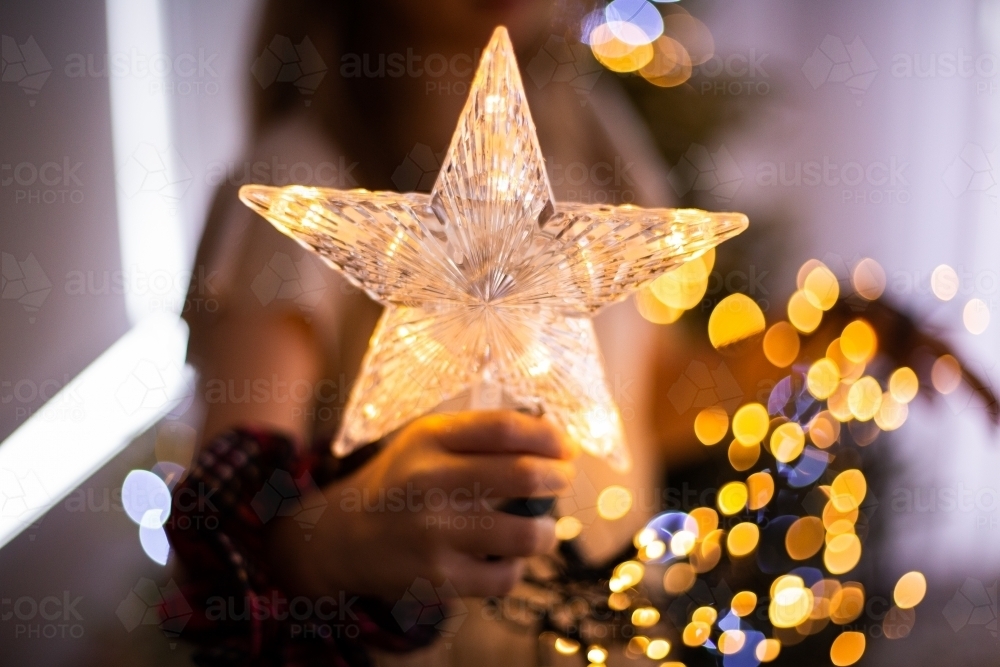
[519,254,985,666]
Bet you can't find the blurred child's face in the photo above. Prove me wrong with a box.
[392,0,561,51]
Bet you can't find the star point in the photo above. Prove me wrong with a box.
[240,26,747,470]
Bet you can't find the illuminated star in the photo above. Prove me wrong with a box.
[240,27,747,470]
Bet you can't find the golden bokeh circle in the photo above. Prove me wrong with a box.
[786,516,825,561]
[771,422,806,463]
[808,411,841,449]
[731,590,758,617]
[763,321,801,368]
[787,290,823,333]
[727,521,760,557]
[893,571,927,609]
[840,320,877,363]
[807,358,841,400]
[847,376,882,421]
[732,403,769,445]
[694,406,729,445]
[708,293,766,350]
[718,481,749,515]
[747,471,775,510]
[830,631,865,666]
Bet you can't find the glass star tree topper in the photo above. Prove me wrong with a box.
[239,27,748,470]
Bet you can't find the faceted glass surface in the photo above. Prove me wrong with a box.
[240,27,748,469]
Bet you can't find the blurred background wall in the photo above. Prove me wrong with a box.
[1,0,998,664]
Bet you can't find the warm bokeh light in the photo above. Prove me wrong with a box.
[708,293,766,350]
[931,264,959,301]
[608,591,630,611]
[831,469,867,512]
[786,516,825,560]
[874,392,908,431]
[852,258,886,300]
[635,285,684,324]
[893,571,927,609]
[690,507,719,536]
[889,367,919,403]
[597,485,633,520]
[732,402,769,445]
[808,411,841,449]
[763,321,801,367]
[931,354,962,394]
[639,35,693,87]
[755,638,782,662]
[827,383,853,421]
[555,637,580,655]
[827,338,865,384]
[693,606,718,625]
[555,515,583,541]
[683,621,711,647]
[847,376,882,421]
[690,529,723,573]
[694,406,729,445]
[729,439,760,471]
[727,521,760,557]
[747,471,775,510]
[807,358,841,400]
[661,8,715,64]
[769,580,814,628]
[830,583,865,624]
[731,590,758,617]
[632,607,661,627]
[663,562,697,594]
[824,533,862,575]
[718,630,746,655]
[787,290,823,333]
[963,297,990,334]
[803,264,840,310]
[811,578,841,620]
[641,539,667,560]
[627,636,650,656]
[830,631,866,666]
[645,638,671,660]
[587,645,609,664]
[823,499,859,532]
[670,529,697,557]
[771,421,806,463]
[840,320,877,363]
[796,259,825,288]
[771,574,804,597]
[613,561,645,590]
[718,481,749,515]
[652,250,712,309]
[590,23,654,72]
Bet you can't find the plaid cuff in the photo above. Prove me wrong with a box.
[163,427,438,666]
